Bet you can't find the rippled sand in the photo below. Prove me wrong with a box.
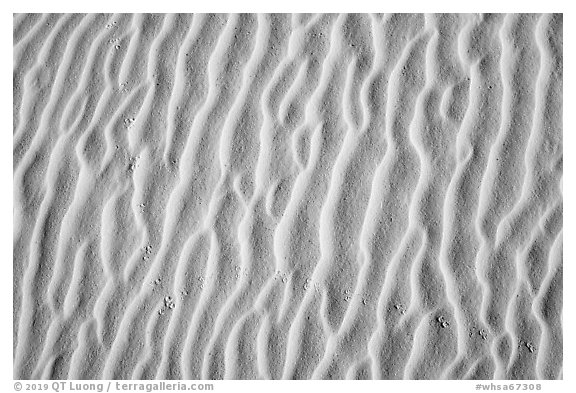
[13,13,562,380]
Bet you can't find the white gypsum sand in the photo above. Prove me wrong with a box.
[13,13,562,380]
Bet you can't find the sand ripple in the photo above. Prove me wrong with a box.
[13,13,562,380]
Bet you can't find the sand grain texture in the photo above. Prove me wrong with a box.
[13,13,563,380]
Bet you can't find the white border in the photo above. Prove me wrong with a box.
[3,4,573,393]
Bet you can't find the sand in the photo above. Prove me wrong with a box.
[13,13,562,380]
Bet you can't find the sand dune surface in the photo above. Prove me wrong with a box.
[13,13,563,380]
